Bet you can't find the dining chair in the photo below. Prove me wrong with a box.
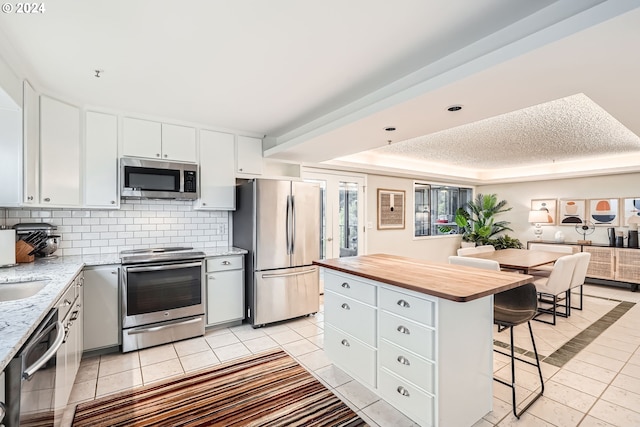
[457,246,481,256]
[448,255,544,419]
[569,252,591,311]
[528,243,574,276]
[475,245,496,253]
[533,254,578,325]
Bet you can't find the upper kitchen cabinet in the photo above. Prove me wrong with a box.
[122,117,196,163]
[23,80,39,205]
[85,111,118,208]
[0,84,21,207]
[236,135,263,176]
[39,95,81,206]
[197,130,235,210]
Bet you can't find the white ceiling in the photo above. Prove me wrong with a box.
[0,0,639,183]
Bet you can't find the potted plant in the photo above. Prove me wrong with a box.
[455,193,515,247]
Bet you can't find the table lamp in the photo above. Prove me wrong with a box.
[528,210,550,241]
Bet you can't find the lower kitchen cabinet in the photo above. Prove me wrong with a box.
[83,265,120,351]
[55,272,84,422]
[323,269,493,427]
[206,255,244,326]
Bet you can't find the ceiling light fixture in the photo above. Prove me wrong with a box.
[447,105,462,112]
[94,69,104,78]
[384,127,396,132]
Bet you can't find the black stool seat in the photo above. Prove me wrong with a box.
[494,284,538,327]
[493,283,544,419]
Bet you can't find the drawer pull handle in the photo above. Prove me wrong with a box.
[341,282,350,289]
[397,325,410,335]
[341,339,350,347]
[397,356,410,366]
[341,303,350,310]
[397,386,410,397]
[222,261,231,265]
[397,299,411,308]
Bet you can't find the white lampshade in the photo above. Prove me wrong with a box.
[528,210,549,224]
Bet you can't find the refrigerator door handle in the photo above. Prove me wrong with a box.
[285,194,292,255]
[290,195,296,254]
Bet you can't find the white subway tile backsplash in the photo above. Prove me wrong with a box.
[6,200,230,257]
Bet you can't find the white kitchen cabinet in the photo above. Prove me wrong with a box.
[39,95,81,206]
[161,123,197,162]
[206,255,244,326]
[0,93,21,207]
[197,130,235,210]
[54,272,83,423]
[122,117,196,162]
[322,269,493,427]
[236,135,263,175]
[85,111,119,208]
[23,80,39,205]
[83,265,120,351]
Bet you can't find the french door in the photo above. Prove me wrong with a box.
[304,170,366,260]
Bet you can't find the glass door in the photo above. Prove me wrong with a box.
[304,171,366,260]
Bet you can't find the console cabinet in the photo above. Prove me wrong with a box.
[527,241,640,290]
[323,269,492,427]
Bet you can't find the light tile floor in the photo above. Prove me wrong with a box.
[63,283,640,427]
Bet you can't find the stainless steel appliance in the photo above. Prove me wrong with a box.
[13,223,60,257]
[120,247,206,352]
[233,179,320,327]
[120,158,197,200]
[4,308,64,427]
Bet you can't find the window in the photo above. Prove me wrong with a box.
[414,183,473,237]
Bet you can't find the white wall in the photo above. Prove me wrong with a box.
[478,172,640,246]
[366,174,462,262]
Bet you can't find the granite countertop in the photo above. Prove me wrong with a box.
[0,247,247,372]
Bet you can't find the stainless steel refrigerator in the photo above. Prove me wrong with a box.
[233,179,320,327]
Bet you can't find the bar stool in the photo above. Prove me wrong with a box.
[494,283,544,419]
[448,255,543,417]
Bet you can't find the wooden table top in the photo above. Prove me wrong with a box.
[466,248,564,271]
[313,253,533,302]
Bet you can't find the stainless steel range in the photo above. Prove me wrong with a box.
[120,247,206,352]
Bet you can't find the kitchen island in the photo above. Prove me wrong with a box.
[313,254,533,427]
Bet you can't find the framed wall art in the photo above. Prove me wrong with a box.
[587,198,619,227]
[558,199,585,225]
[621,197,640,227]
[530,199,557,225]
[377,189,405,230]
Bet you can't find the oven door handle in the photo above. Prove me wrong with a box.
[126,317,202,334]
[125,261,202,273]
[23,320,65,380]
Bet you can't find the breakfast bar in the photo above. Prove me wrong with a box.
[313,253,534,427]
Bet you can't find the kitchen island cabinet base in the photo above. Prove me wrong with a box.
[322,268,493,427]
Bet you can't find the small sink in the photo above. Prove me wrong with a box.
[0,280,50,302]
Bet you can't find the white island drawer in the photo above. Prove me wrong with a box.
[325,290,376,346]
[324,271,376,305]
[380,311,434,360]
[379,368,434,427]
[325,324,376,388]
[380,287,434,326]
[379,339,434,393]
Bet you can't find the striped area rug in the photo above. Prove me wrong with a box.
[72,349,366,427]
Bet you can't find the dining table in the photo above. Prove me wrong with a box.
[466,248,566,273]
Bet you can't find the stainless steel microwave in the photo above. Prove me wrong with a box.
[120,158,197,200]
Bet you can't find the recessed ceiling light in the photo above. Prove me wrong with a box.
[384,127,396,131]
[447,105,462,112]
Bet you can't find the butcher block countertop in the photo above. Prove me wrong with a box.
[313,253,533,302]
